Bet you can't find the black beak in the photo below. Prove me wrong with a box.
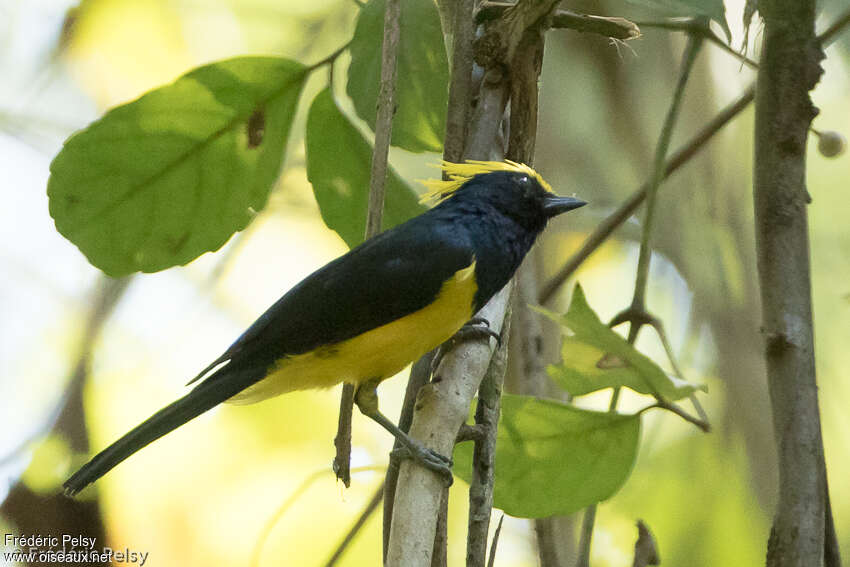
[543,195,587,217]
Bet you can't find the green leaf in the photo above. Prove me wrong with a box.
[305,88,425,248]
[627,0,731,41]
[347,0,448,152]
[536,284,705,400]
[453,394,641,518]
[48,57,307,276]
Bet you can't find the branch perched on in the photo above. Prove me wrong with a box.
[477,2,640,41]
[333,0,402,488]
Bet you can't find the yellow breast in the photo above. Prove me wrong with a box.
[228,261,478,404]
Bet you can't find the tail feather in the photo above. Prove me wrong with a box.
[63,368,257,496]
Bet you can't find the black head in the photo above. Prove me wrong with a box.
[427,165,586,233]
[466,170,585,229]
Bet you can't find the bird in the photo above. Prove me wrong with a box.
[63,160,586,496]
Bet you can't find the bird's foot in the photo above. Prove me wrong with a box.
[390,443,454,487]
[431,317,502,374]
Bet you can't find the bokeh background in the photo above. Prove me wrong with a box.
[1,0,848,565]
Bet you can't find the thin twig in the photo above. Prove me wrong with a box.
[477,2,640,41]
[818,7,850,44]
[466,303,512,567]
[364,0,400,239]
[631,33,703,312]
[576,33,704,566]
[633,19,758,68]
[323,483,384,567]
[487,515,506,567]
[647,317,709,425]
[333,0,401,487]
[333,386,355,487]
[575,504,597,567]
[642,400,711,432]
[538,8,850,304]
[442,0,475,166]
[432,490,449,567]
[307,40,352,71]
[538,85,755,305]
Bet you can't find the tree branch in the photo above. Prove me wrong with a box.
[755,1,830,565]
[538,84,755,305]
[629,32,702,313]
[385,283,512,566]
[323,483,384,567]
[634,19,757,68]
[386,2,561,564]
[477,2,640,41]
[538,8,850,305]
[511,251,576,567]
[576,32,704,564]
[334,0,401,487]
[382,352,435,560]
[466,302,512,567]
[442,0,475,165]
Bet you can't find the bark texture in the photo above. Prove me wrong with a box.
[753,2,828,566]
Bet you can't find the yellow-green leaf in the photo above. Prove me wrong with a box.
[347,0,448,152]
[48,57,307,276]
[453,395,641,518]
[537,284,705,400]
[305,88,424,248]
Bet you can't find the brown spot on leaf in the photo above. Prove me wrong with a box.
[596,353,628,369]
[166,232,190,253]
[247,108,265,148]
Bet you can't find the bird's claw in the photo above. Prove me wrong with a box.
[431,317,502,374]
[390,445,454,487]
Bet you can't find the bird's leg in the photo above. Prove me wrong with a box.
[354,379,453,485]
[431,316,502,374]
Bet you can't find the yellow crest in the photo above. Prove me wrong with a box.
[419,160,554,204]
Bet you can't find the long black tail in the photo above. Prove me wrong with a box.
[63,368,257,496]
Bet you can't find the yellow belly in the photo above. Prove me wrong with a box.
[228,261,477,404]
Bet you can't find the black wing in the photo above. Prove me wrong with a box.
[193,214,475,381]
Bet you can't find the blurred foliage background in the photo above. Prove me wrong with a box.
[1,0,848,565]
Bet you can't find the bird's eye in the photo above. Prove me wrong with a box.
[518,175,530,184]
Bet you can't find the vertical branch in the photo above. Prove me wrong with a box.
[443,0,475,165]
[383,353,434,560]
[365,0,401,238]
[380,0,476,557]
[466,302,512,567]
[575,505,597,567]
[333,0,401,487]
[471,2,560,565]
[502,6,579,564]
[630,32,703,313]
[511,251,577,566]
[385,283,512,567]
[386,2,559,565]
[576,31,704,566]
[538,85,754,304]
[754,1,830,566]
